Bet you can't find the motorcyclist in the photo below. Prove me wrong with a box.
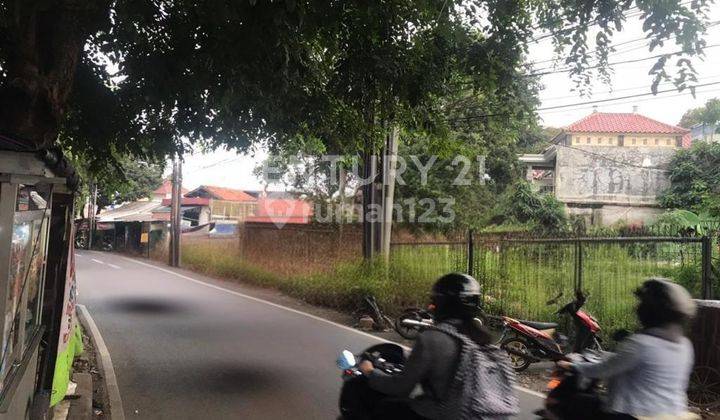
[559,277,697,419]
[358,273,500,420]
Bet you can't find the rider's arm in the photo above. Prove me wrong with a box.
[366,332,433,397]
[572,335,641,379]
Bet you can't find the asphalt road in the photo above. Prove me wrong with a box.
[76,250,544,419]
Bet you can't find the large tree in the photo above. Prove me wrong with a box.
[679,98,720,128]
[0,1,712,165]
[660,141,720,217]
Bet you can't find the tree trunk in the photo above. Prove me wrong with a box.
[0,1,111,149]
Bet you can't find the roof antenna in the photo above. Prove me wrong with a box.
[633,105,638,113]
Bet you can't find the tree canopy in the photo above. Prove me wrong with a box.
[660,141,720,217]
[0,0,713,173]
[67,153,164,211]
[679,98,720,128]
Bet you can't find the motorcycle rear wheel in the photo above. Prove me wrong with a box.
[501,337,533,372]
[394,309,429,340]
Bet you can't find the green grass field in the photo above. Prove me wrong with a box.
[182,237,704,344]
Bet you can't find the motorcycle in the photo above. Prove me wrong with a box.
[535,352,604,420]
[394,305,435,339]
[537,331,701,420]
[395,304,506,340]
[500,290,602,371]
[100,236,113,252]
[336,343,406,419]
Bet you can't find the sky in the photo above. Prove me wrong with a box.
[179,5,720,190]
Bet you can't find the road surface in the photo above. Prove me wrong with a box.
[76,250,544,419]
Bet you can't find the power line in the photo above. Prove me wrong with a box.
[538,87,720,116]
[528,6,645,44]
[448,81,720,123]
[527,44,719,77]
[530,20,720,67]
[540,73,720,102]
[537,80,720,111]
[183,156,244,175]
[527,0,696,45]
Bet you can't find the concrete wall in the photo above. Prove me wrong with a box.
[555,145,674,207]
[566,204,665,226]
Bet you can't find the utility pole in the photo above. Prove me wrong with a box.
[88,181,97,250]
[381,126,399,261]
[361,151,377,259]
[169,156,183,267]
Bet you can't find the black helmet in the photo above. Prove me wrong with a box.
[635,277,696,328]
[431,273,481,321]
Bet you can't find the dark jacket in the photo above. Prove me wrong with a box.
[367,320,462,418]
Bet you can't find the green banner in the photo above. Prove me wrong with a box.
[50,226,82,406]
[50,324,83,406]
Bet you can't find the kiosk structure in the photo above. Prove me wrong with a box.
[0,138,81,419]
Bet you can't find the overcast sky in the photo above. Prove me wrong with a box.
[179,6,720,190]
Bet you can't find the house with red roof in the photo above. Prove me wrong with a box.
[152,179,189,201]
[181,185,258,224]
[245,197,314,225]
[519,110,691,226]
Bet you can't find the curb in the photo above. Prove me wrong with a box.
[76,304,126,420]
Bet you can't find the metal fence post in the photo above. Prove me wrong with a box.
[467,229,474,276]
[577,240,583,292]
[701,235,713,299]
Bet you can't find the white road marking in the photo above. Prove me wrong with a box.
[118,255,545,399]
[77,304,126,420]
[107,263,121,269]
[75,253,83,257]
[91,258,105,265]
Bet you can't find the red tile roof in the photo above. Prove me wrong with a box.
[153,179,188,196]
[245,198,313,224]
[185,185,256,202]
[566,112,689,135]
[160,197,210,207]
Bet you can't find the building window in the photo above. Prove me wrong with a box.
[666,139,672,146]
[632,138,637,145]
[598,137,603,144]
[642,138,647,145]
[586,137,591,144]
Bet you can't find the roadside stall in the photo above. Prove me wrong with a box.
[0,138,81,419]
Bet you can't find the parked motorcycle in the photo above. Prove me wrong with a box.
[336,343,406,419]
[395,304,506,340]
[500,290,602,371]
[100,236,113,252]
[394,305,434,339]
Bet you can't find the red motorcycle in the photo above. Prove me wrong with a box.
[500,291,601,371]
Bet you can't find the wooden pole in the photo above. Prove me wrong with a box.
[169,157,183,267]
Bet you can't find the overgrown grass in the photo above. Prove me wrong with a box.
[182,238,704,345]
[182,239,447,314]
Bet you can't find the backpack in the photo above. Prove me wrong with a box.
[431,323,520,419]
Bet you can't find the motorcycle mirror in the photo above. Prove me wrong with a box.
[337,350,356,370]
[546,292,564,305]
